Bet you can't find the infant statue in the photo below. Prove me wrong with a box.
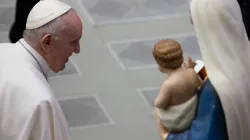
[152,39,202,132]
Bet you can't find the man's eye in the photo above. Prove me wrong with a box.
[71,41,77,45]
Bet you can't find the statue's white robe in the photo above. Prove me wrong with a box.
[191,0,250,139]
[0,39,71,140]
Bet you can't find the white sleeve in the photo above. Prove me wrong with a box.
[29,99,69,140]
[0,99,60,140]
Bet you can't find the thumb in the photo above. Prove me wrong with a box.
[187,56,192,62]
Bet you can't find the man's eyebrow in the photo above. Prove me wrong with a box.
[71,37,81,42]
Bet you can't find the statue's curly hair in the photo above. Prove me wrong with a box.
[152,39,184,70]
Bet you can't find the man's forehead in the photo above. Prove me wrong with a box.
[60,25,82,41]
[59,10,82,39]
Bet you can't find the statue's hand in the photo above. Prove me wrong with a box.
[183,56,196,69]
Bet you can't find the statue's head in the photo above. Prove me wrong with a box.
[152,39,184,73]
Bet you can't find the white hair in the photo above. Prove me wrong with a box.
[23,15,66,42]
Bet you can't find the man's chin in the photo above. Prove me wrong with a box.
[51,66,65,73]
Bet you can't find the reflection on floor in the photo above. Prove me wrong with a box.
[80,0,190,26]
[107,34,201,71]
[59,95,114,128]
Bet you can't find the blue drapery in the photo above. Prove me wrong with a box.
[167,79,228,140]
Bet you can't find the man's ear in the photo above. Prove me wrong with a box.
[41,34,52,53]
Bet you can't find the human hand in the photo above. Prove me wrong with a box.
[183,56,196,69]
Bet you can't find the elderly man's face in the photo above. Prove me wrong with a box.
[42,11,83,72]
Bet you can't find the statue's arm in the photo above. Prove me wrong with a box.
[154,81,172,108]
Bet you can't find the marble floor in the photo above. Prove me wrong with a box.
[0,0,202,139]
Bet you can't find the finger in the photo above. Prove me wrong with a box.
[187,56,192,61]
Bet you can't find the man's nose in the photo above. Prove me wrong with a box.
[74,46,80,54]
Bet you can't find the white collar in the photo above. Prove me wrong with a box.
[19,38,51,78]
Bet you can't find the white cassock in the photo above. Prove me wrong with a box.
[0,39,71,140]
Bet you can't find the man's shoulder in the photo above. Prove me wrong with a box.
[2,61,39,81]
[0,43,15,58]
[0,42,13,47]
[5,78,52,100]
[0,42,26,65]
[1,64,53,101]
[1,78,54,113]
[0,42,19,53]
